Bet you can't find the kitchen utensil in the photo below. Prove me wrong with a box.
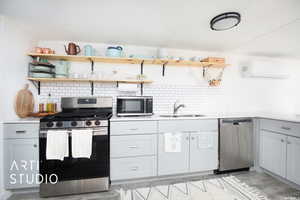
[106,46,123,57]
[84,45,95,56]
[34,47,43,54]
[64,42,81,55]
[30,65,53,73]
[14,84,34,118]
[55,60,70,77]
[42,48,51,54]
[30,72,54,78]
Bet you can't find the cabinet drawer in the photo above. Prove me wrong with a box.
[111,135,157,158]
[110,121,157,135]
[158,119,217,133]
[110,156,157,181]
[4,123,39,139]
[260,119,300,137]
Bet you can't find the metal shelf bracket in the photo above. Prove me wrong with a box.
[30,80,41,95]
[162,62,168,76]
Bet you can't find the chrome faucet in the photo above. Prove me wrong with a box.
[173,100,185,115]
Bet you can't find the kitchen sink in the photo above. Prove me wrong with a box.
[159,114,206,118]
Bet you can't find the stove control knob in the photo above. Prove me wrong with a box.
[95,120,101,126]
[46,122,54,128]
[86,121,92,126]
[71,121,77,127]
[56,122,63,127]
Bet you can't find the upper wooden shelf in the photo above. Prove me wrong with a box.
[28,53,229,68]
[27,77,153,84]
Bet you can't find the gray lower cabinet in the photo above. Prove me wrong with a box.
[260,130,287,178]
[260,119,300,186]
[3,122,39,189]
[190,131,218,172]
[4,138,39,189]
[110,156,157,180]
[286,136,300,185]
[110,120,158,181]
[158,120,218,176]
[158,132,190,175]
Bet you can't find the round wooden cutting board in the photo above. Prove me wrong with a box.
[14,84,34,118]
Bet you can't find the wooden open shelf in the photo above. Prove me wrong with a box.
[28,53,229,68]
[27,77,153,84]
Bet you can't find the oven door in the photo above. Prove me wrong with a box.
[117,98,145,116]
[39,129,109,182]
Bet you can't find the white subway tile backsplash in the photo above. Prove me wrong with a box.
[38,82,224,114]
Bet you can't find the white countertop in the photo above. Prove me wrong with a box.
[4,113,300,124]
[110,113,300,123]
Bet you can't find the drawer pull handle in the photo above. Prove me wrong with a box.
[129,128,138,131]
[281,126,291,131]
[130,166,139,171]
[128,146,138,149]
[16,130,26,134]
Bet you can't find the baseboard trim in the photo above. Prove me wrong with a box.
[111,170,214,186]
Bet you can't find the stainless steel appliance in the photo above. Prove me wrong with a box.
[116,96,153,116]
[218,118,254,172]
[39,97,113,197]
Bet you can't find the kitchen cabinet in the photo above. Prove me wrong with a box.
[190,131,218,172]
[158,120,218,176]
[158,132,190,175]
[260,130,286,178]
[259,119,300,186]
[4,138,39,189]
[3,122,39,189]
[287,136,300,185]
[110,120,158,181]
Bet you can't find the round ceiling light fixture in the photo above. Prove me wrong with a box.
[210,12,241,31]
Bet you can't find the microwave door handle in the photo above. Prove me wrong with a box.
[144,99,146,113]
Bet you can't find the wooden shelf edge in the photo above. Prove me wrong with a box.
[28,53,229,68]
[27,78,153,84]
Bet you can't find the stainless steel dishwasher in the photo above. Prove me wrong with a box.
[218,118,254,172]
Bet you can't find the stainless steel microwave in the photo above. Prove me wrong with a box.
[116,96,153,116]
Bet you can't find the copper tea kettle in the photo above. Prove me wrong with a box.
[64,42,81,55]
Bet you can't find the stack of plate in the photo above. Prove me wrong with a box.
[29,62,55,78]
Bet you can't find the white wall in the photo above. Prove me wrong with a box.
[38,40,300,115]
[0,15,37,198]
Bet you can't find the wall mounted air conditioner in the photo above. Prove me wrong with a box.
[242,60,290,79]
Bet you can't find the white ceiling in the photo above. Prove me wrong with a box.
[1,0,300,58]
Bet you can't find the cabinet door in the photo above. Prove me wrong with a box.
[158,132,189,175]
[190,131,218,172]
[260,130,286,178]
[4,139,39,189]
[287,136,300,185]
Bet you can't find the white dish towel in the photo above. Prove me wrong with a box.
[71,129,93,158]
[164,132,182,153]
[46,130,69,161]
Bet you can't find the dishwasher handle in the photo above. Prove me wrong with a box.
[221,119,252,124]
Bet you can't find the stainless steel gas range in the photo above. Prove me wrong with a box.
[39,97,112,197]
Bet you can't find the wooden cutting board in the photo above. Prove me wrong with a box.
[14,84,34,118]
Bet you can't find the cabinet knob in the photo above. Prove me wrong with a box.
[186,136,189,140]
[191,137,195,140]
[130,166,139,171]
[16,130,26,134]
[33,144,38,148]
[281,126,291,131]
[281,139,285,143]
[287,141,292,145]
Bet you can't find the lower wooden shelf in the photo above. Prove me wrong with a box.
[27,77,153,84]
